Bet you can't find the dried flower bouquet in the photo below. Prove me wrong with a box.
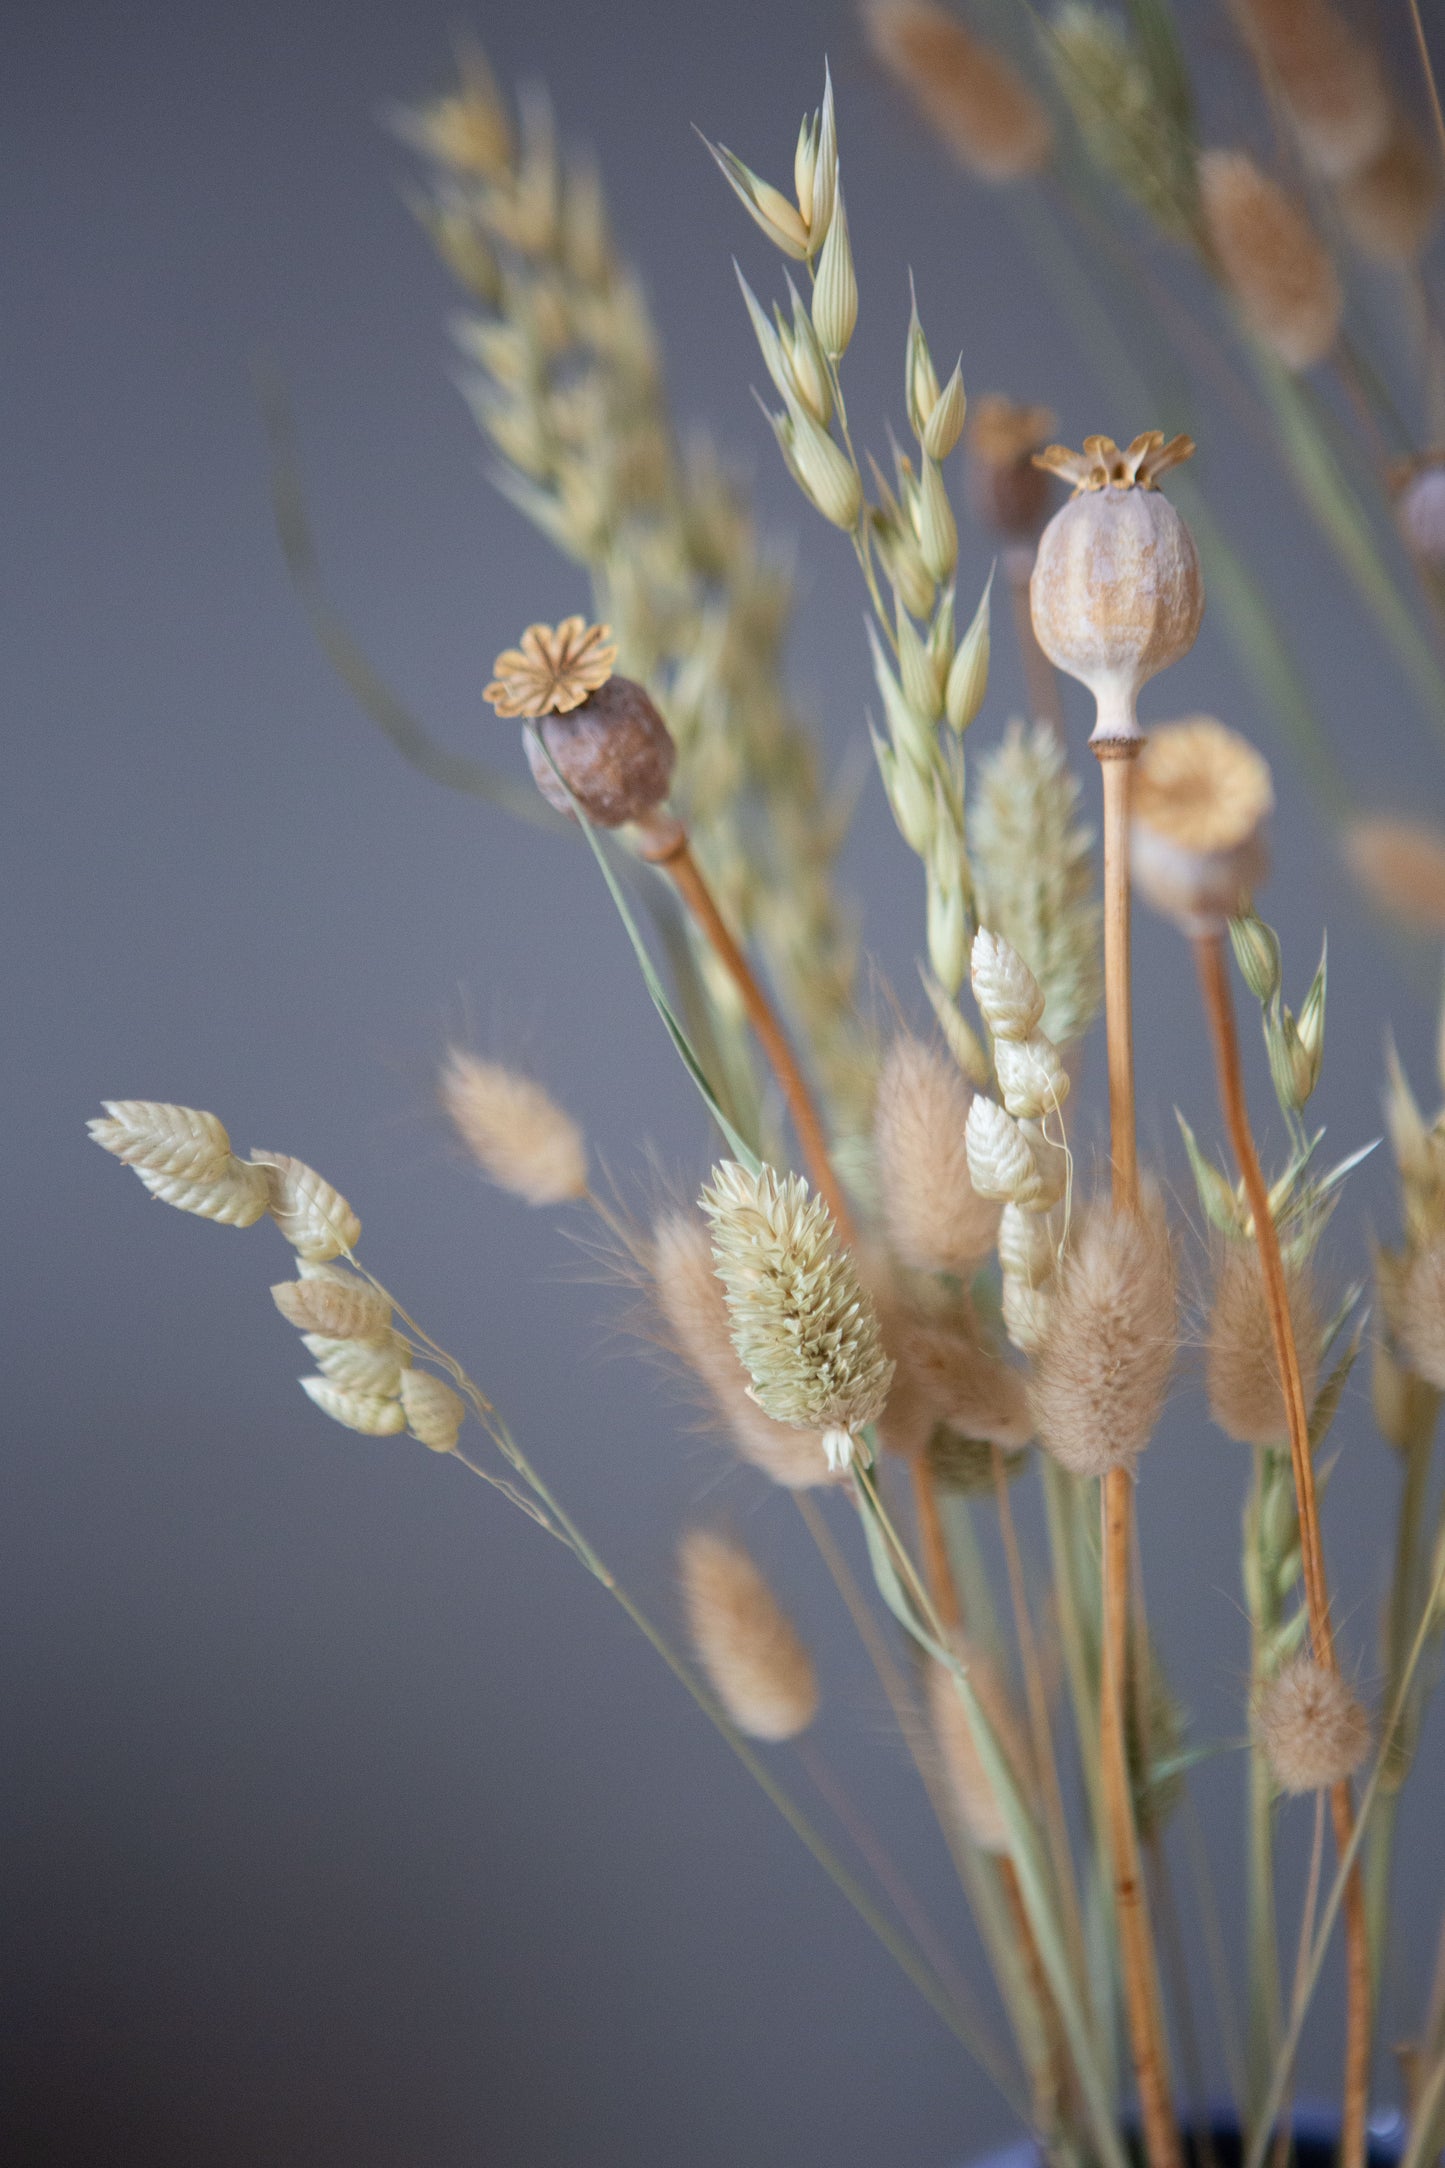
[93,11,1445,2167]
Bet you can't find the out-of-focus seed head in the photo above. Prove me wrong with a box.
[927,1640,1033,1853]
[873,1037,1001,1274]
[679,1528,818,1741]
[1131,717,1274,935]
[967,396,1058,542]
[902,1316,1034,1448]
[1030,434,1202,741]
[1339,116,1441,266]
[440,1051,588,1206]
[863,0,1053,182]
[969,722,1102,1047]
[1254,1656,1371,1793]
[1346,815,1445,933]
[1031,1194,1178,1477]
[1397,1236,1445,1392]
[1198,150,1342,372]
[1232,0,1391,181]
[1206,1242,1321,1446]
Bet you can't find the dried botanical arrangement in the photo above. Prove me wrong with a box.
[93,11,1445,2167]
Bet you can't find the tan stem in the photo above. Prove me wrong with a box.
[1192,931,1370,2168]
[1007,546,1066,746]
[1093,737,1182,2168]
[639,817,854,1242]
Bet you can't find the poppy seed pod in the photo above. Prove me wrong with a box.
[1030,433,1203,743]
[522,675,677,826]
[1130,718,1274,935]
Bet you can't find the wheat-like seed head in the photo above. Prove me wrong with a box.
[969,723,1101,1046]
[873,1037,1001,1276]
[1254,1656,1371,1793]
[700,1161,894,1471]
[678,1528,818,1741]
[440,1049,588,1206]
[1031,1194,1178,1478]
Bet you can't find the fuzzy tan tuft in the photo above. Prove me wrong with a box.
[678,1528,818,1741]
[1254,1656,1371,1793]
[863,0,1052,181]
[927,1640,1033,1853]
[902,1317,1034,1449]
[440,1050,588,1206]
[1198,150,1342,370]
[1233,0,1390,180]
[1397,1236,1445,1392]
[874,1037,1001,1275]
[1345,817,1445,933]
[1339,117,1441,266]
[1206,1242,1321,1445]
[650,1210,835,1488]
[1030,1195,1178,1478]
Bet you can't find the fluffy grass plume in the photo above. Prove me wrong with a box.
[863,0,1051,181]
[701,1161,894,1470]
[1397,1236,1445,1392]
[678,1528,818,1741]
[440,1049,588,1206]
[1339,117,1441,266]
[1232,0,1390,181]
[1254,1656,1371,1793]
[1031,1196,1178,1478]
[1197,150,1342,371]
[1206,1242,1321,1446]
[926,1640,1032,1853]
[1345,817,1445,932]
[873,1036,1000,1274]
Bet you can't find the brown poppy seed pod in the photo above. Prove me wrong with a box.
[1198,150,1343,372]
[1253,1656,1371,1793]
[873,1036,1001,1275]
[649,1209,837,1489]
[1396,1235,1445,1392]
[1131,717,1274,935]
[967,395,1058,542]
[927,1639,1033,1853]
[1206,1241,1322,1445]
[1030,1193,1178,1478]
[1232,0,1391,182]
[1339,116,1441,266]
[678,1528,819,1742]
[1030,433,1203,743]
[863,0,1052,182]
[522,674,677,827]
[1345,815,1445,932]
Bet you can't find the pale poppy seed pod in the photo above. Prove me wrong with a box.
[1030,434,1203,742]
[1254,1656,1371,1793]
[1198,151,1342,372]
[523,675,677,826]
[1031,1194,1177,1477]
[1131,717,1274,935]
[927,1641,1033,1853]
[873,1037,1001,1275]
[1206,1242,1321,1446]
[993,1032,1070,1123]
[971,927,1045,1041]
[1394,458,1445,575]
[1397,1236,1445,1391]
[679,1528,818,1741]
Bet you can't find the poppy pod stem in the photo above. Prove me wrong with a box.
[1191,930,1369,2168]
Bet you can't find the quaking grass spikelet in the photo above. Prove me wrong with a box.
[969,722,1101,1046]
[701,1161,893,1472]
[678,1528,818,1741]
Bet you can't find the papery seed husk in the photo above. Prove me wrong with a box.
[300,1376,408,1437]
[272,1273,392,1341]
[301,1331,409,1397]
[251,1152,362,1260]
[131,1157,273,1228]
[88,1101,234,1181]
[971,927,1045,1042]
[400,1368,466,1452]
[679,1528,818,1740]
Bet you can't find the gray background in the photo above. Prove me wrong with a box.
[6,1,1445,2162]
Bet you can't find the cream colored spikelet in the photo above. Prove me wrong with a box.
[251,1152,362,1261]
[701,1161,894,1473]
[862,0,1052,182]
[678,1528,818,1741]
[88,1100,272,1227]
[400,1369,467,1453]
[1031,1195,1177,1478]
[300,1377,408,1437]
[440,1049,588,1206]
[1254,1656,1371,1793]
[271,1269,393,1342]
[1197,151,1342,372]
[873,1037,1001,1274]
[301,1331,409,1397]
[971,928,1044,1041]
[1206,1242,1321,1446]
[969,723,1102,1047]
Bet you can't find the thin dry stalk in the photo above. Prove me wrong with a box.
[1193,930,1370,2168]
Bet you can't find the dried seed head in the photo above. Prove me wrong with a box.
[678,1528,818,1741]
[967,396,1058,541]
[399,1368,466,1453]
[301,1331,408,1397]
[1397,1236,1445,1391]
[1206,1242,1321,1445]
[929,1426,1027,1494]
[993,1032,1070,1123]
[701,1161,895,1472]
[393,46,513,180]
[1131,717,1274,933]
[520,674,677,828]
[650,1209,837,1489]
[1198,150,1342,371]
[1030,435,1202,741]
[1049,4,1197,236]
[1339,116,1441,265]
[300,1376,408,1437]
[1031,1195,1177,1477]
[271,1270,392,1342]
[484,617,618,718]
[89,1100,274,1227]
[969,723,1102,1046]
[250,1152,362,1261]
[1254,1656,1371,1793]
[902,1316,1034,1448]
[927,1640,1032,1853]
[971,927,1045,1042]
[440,1050,588,1206]
[1345,816,1445,932]
[965,1096,1062,1209]
[873,1037,1001,1274]
[1002,1270,1054,1356]
[863,0,1052,181]
[1233,0,1391,181]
